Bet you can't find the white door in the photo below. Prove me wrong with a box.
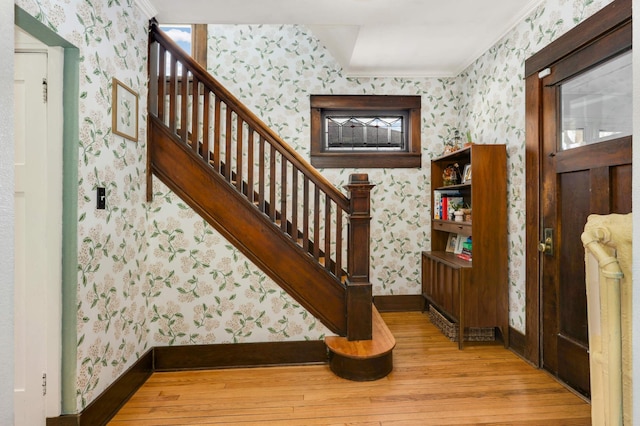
[14,27,63,425]
[14,48,48,426]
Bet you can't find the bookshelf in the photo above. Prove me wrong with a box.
[422,144,508,349]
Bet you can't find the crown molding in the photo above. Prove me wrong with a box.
[134,0,158,19]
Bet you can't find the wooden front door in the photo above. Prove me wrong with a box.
[537,34,632,397]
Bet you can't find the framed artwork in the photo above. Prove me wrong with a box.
[445,233,458,253]
[462,164,472,183]
[112,78,139,142]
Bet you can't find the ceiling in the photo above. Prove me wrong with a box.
[150,0,544,77]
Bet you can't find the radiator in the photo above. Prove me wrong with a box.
[582,213,632,425]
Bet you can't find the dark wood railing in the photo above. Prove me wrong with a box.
[147,22,373,340]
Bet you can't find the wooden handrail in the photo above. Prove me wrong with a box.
[147,22,373,339]
[149,24,349,211]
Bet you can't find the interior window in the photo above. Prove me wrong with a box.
[323,112,407,151]
[310,95,421,168]
[160,25,192,54]
[159,24,207,68]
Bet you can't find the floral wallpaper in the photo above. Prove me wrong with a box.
[203,0,612,333]
[457,0,611,329]
[16,0,150,411]
[16,0,611,414]
[205,25,449,293]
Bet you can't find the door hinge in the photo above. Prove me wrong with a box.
[42,373,47,396]
[42,78,48,103]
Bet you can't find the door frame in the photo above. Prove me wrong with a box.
[15,7,80,416]
[14,30,65,421]
[524,0,632,366]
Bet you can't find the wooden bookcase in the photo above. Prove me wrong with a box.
[422,144,508,349]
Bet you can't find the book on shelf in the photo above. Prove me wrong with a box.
[457,236,472,261]
[434,190,463,221]
[434,192,442,220]
[457,253,472,262]
[445,196,464,220]
[453,234,466,254]
[442,196,447,220]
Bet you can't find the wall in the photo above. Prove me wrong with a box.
[458,0,612,330]
[8,0,621,416]
[15,0,150,412]
[147,26,455,346]
[1,2,15,424]
[192,0,612,334]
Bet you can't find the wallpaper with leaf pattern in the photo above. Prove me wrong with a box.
[16,0,609,412]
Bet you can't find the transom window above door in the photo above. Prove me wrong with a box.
[560,49,632,150]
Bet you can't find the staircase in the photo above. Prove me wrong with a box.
[147,22,394,380]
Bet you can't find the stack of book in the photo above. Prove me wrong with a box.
[445,234,472,262]
[434,191,463,221]
[457,236,472,261]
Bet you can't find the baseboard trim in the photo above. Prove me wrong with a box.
[45,414,79,426]
[46,340,327,425]
[508,327,527,359]
[154,340,328,371]
[374,294,425,312]
[46,349,153,426]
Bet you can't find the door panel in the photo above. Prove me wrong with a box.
[558,171,589,343]
[557,335,590,394]
[611,164,632,212]
[540,43,632,397]
[556,169,590,395]
[524,0,631,392]
[14,26,65,421]
[14,50,48,426]
[543,133,632,397]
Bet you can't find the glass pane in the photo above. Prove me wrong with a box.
[325,115,405,151]
[160,25,192,76]
[560,50,631,150]
[160,25,192,53]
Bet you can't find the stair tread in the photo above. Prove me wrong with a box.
[325,307,395,359]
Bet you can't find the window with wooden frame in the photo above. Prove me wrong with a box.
[159,24,207,67]
[310,95,422,168]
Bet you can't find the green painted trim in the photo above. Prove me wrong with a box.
[15,5,79,415]
[61,47,80,415]
[14,6,74,48]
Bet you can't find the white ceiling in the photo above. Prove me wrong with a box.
[150,0,544,77]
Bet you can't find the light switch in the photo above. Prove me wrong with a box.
[97,187,106,209]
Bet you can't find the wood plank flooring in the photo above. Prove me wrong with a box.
[109,312,591,425]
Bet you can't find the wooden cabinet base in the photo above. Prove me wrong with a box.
[422,251,507,349]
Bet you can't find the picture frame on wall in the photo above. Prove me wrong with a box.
[112,78,139,142]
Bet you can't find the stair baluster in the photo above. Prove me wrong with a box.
[147,22,373,341]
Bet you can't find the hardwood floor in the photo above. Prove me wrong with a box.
[109,312,591,425]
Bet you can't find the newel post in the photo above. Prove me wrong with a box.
[344,173,375,341]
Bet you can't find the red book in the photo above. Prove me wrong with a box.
[457,253,472,261]
[442,197,448,220]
